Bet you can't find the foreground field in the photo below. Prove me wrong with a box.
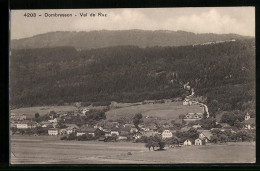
[10,135,255,164]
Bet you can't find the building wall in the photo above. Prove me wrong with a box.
[17,124,28,129]
[48,130,59,135]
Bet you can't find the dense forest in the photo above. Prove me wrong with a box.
[10,39,255,118]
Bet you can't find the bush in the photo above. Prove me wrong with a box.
[60,136,67,140]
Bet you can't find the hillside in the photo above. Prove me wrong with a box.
[10,39,255,118]
[11,30,251,50]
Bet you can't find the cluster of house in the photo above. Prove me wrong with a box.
[10,105,255,145]
[183,131,212,146]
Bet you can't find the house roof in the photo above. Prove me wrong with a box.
[18,120,37,125]
[120,126,131,132]
[218,123,231,128]
[199,131,212,140]
[242,118,255,125]
[180,126,191,132]
[85,128,97,132]
[119,131,129,136]
[66,124,79,129]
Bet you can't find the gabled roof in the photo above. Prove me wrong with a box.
[199,130,212,140]
[18,120,37,125]
[119,131,129,136]
[66,124,79,129]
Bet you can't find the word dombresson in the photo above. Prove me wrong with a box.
[45,13,73,17]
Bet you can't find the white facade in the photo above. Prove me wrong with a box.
[17,124,28,129]
[48,129,59,136]
[162,130,173,139]
[111,131,119,136]
[76,132,86,136]
[183,140,192,146]
[195,138,203,145]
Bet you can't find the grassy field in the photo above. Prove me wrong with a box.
[10,106,78,119]
[106,101,203,120]
[10,105,107,119]
[10,101,203,121]
[10,135,255,164]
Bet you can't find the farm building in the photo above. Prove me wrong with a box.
[195,138,206,145]
[183,113,203,120]
[242,113,255,130]
[48,128,59,136]
[199,131,212,142]
[16,120,37,129]
[183,139,192,146]
[161,130,173,139]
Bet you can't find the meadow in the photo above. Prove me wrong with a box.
[10,135,255,164]
[10,101,203,121]
[106,101,203,120]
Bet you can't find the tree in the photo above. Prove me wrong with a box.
[35,112,40,119]
[133,113,143,130]
[210,135,219,143]
[234,119,243,129]
[200,118,216,130]
[145,136,158,151]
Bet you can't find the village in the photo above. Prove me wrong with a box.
[10,85,255,150]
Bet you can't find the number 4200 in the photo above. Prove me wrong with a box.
[24,13,36,17]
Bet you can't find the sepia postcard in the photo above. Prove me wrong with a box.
[9,7,255,164]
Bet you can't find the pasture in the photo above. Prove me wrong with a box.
[10,101,203,121]
[106,101,203,120]
[10,135,255,164]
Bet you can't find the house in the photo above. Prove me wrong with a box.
[183,139,192,146]
[195,138,205,145]
[183,113,203,120]
[19,114,27,121]
[141,127,150,132]
[82,108,89,115]
[183,99,192,106]
[111,130,119,136]
[118,131,129,140]
[199,131,212,142]
[76,131,87,136]
[120,126,131,132]
[104,131,111,137]
[130,127,138,133]
[180,126,192,132]
[242,113,255,130]
[11,113,16,119]
[84,127,96,137]
[65,124,79,134]
[161,130,173,139]
[143,130,156,137]
[77,126,96,137]
[17,122,28,129]
[16,120,37,129]
[123,124,135,128]
[48,118,58,123]
[133,132,142,139]
[40,121,53,128]
[192,124,202,129]
[48,128,59,135]
[60,129,68,135]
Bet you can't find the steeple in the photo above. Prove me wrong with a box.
[245,112,250,121]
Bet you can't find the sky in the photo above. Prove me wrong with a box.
[10,7,255,40]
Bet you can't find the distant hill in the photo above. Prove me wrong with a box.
[11,30,251,50]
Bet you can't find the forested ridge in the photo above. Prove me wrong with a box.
[10,39,255,117]
[11,30,250,50]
